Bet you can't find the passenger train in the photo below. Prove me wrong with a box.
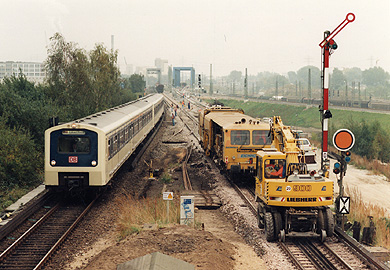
[45,94,164,192]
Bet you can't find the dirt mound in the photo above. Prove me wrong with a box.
[82,225,236,270]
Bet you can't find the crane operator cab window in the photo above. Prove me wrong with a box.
[265,159,286,179]
[231,130,250,145]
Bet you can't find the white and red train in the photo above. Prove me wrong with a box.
[45,94,164,192]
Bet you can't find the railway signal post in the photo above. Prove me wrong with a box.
[319,13,355,176]
[332,129,355,229]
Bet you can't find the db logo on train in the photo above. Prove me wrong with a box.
[69,156,78,163]
[293,185,312,192]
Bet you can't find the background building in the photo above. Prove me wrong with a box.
[0,61,46,83]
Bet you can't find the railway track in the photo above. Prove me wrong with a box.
[0,197,97,270]
[164,93,222,207]
[166,92,390,269]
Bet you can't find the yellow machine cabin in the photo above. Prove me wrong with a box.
[255,148,334,242]
[198,106,271,174]
[255,150,333,208]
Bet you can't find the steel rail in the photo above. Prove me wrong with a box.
[34,196,98,269]
[335,226,390,270]
[0,190,51,242]
[0,203,60,261]
[278,242,305,270]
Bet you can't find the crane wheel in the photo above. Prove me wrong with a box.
[265,212,275,242]
[273,212,282,240]
[325,208,335,237]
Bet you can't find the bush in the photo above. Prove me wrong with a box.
[0,116,43,190]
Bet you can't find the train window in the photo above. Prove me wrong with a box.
[120,130,124,148]
[231,130,250,145]
[114,135,118,153]
[252,130,272,145]
[125,127,129,142]
[109,137,114,158]
[58,136,90,154]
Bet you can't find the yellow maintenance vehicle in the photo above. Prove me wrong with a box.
[255,116,334,242]
[198,106,271,175]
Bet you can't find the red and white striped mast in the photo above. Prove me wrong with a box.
[319,13,355,175]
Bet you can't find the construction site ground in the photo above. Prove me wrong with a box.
[44,109,390,270]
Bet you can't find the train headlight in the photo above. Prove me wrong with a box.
[71,123,77,129]
[51,160,56,166]
[91,160,97,166]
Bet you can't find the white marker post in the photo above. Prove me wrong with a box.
[163,192,173,223]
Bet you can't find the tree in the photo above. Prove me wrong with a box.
[45,33,123,118]
[228,70,242,82]
[362,67,390,99]
[127,74,146,93]
[362,67,389,87]
[287,71,298,84]
[0,73,57,147]
[330,68,346,94]
[343,67,362,83]
[89,44,121,111]
[0,116,42,189]
[296,65,321,90]
[45,33,92,117]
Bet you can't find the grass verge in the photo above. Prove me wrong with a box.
[345,186,390,249]
[116,194,181,241]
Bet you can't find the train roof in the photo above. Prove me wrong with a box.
[205,111,268,130]
[47,94,163,134]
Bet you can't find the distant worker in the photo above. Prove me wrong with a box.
[182,100,185,108]
[171,111,175,126]
[188,101,191,110]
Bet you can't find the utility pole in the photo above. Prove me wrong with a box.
[244,68,248,99]
[308,68,312,103]
[358,82,361,107]
[209,64,213,96]
[319,13,355,175]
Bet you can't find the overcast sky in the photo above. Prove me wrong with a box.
[0,0,389,76]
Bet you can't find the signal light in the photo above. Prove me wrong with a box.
[329,39,338,50]
[345,151,351,162]
[333,162,341,174]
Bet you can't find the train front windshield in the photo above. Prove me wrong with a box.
[231,130,250,145]
[58,135,90,154]
[252,130,272,145]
